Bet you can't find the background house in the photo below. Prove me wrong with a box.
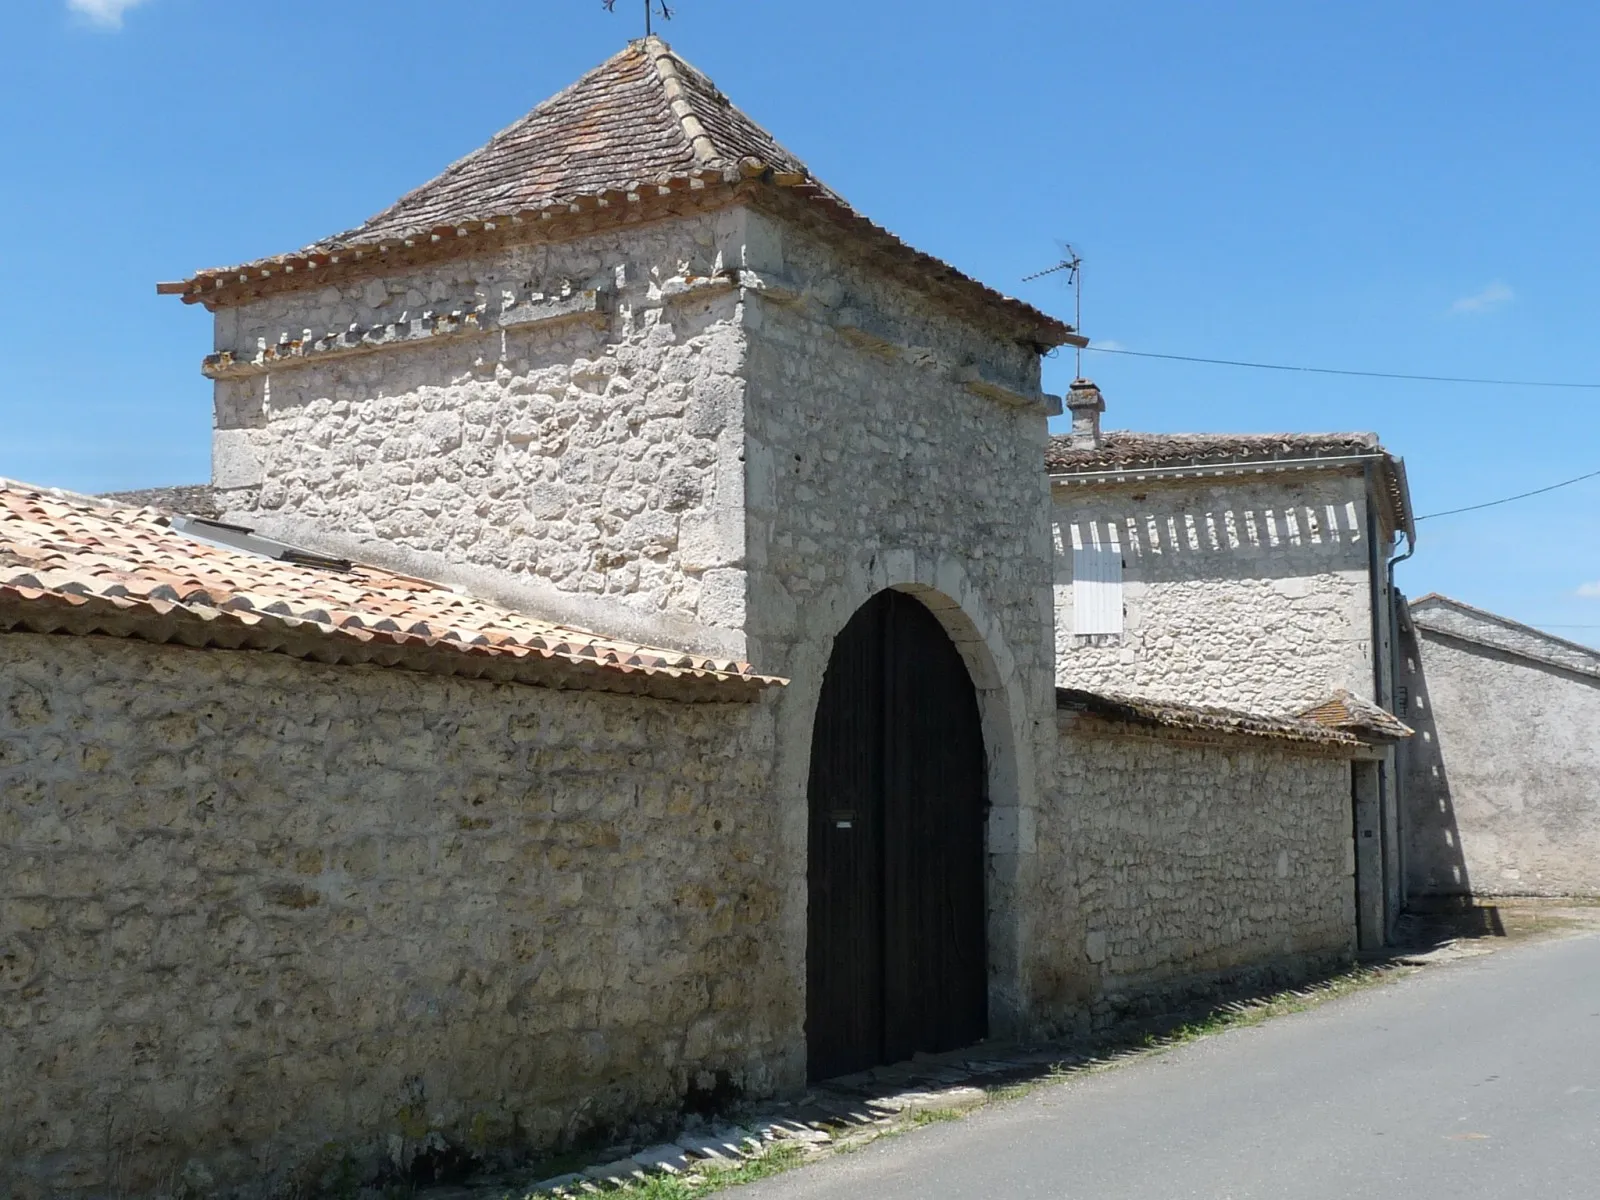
[1401,594,1600,900]
[1046,378,1416,947]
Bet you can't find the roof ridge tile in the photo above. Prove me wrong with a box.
[642,36,721,169]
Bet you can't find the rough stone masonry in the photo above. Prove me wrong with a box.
[0,633,782,1197]
[209,212,756,663]
[1041,717,1356,1024]
[1052,472,1379,713]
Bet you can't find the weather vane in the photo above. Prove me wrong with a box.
[603,0,674,37]
[1024,244,1084,375]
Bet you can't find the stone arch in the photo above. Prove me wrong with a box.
[770,548,1040,1081]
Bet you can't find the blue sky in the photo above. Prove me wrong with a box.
[4,0,1597,641]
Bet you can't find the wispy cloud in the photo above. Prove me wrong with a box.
[1089,338,1127,352]
[1450,281,1514,316]
[66,0,150,29]
[1578,581,1600,599]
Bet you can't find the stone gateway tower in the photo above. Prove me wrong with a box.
[166,37,1079,1079]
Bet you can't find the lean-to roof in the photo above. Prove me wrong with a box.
[1298,689,1414,741]
[0,481,780,701]
[1056,687,1362,750]
[1409,593,1600,681]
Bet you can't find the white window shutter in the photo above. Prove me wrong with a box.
[1072,546,1124,635]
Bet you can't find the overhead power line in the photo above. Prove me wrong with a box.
[1083,345,1600,389]
[1415,467,1600,521]
[1072,344,1600,520]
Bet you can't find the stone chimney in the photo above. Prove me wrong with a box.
[1066,378,1105,449]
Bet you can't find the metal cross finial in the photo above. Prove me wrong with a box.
[602,0,673,37]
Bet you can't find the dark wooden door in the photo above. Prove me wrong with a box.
[806,590,988,1081]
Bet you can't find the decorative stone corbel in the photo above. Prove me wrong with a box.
[202,286,614,379]
[956,365,1062,415]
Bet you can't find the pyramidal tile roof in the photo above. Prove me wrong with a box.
[0,480,781,701]
[164,39,1076,346]
[319,36,827,247]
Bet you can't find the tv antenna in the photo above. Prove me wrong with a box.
[1024,244,1083,374]
[603,0,674,37]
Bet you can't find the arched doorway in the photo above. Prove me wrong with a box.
[805,589,988,1081]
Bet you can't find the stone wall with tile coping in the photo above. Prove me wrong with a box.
[1033,717,1356,1029]
[1052,471,1378,712]
[0,632,782,1200]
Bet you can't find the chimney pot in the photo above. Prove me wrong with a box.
[1066,378,1105,449]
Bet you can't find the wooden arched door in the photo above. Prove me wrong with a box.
[805,589,988,1081]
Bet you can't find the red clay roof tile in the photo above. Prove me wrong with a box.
[1297,689,1414,741]
[0,482,782,699]
[1045,430,1414,540]
[1057,687,1363,749]
[165,38,1076,348]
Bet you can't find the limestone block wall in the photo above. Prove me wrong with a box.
[1034,719,1355,1025]
[737,215,1059,1036]
[209,211,758,659]
[0,633,783,1200]
[1052,473,1376,712]
[1403,627,1600,898]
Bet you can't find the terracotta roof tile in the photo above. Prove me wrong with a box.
[315,40,712,246]
[1057,687,1362,749]
[0,482,781,700]
[165,39,1075,348]
[1298,689,1414,741]
[1046,430,1414,540]
[1044,431,1383,473]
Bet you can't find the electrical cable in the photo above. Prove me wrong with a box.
[1083,345,1600,389]
[1072,344,1600,520]
[1415,468,1600,521]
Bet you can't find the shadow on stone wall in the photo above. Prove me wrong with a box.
[1398,617,1473,901]
[1051,499,1369,586]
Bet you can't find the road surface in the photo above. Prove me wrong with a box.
[743,928,1600,1199]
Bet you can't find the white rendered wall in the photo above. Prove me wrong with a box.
[1052,472,1379,713]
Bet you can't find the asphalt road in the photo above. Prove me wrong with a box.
[743,929,1600,1199]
